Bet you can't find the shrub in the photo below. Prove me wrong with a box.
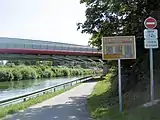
[51,68,63,77]
[42,69,53,78]
[0,70,14,81]
[71,69,80,76]
[12,69,22,81]
[61,68,70,76]
[19,67,37,80]
[0,65,94,81]
[34,67,43,79]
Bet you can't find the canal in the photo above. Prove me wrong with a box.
[0,76,84,101]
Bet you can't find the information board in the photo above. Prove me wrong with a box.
[102,36,136,60]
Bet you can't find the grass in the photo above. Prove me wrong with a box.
[0,83,80,119]
[88,69,160,120]
[87,72,118,119]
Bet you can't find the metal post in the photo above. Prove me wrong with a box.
[118,59,122,112]
[150,49,154,102]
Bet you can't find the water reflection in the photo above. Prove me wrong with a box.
[0,79,39,90]
[0,76,83,101]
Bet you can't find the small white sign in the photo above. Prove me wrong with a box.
[144,29,158,39]
[144,40,158,49]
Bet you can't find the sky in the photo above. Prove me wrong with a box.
[0,0,91,45]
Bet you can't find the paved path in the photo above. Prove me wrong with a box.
[4,82,97,120]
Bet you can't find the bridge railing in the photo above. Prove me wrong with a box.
[0,43,101,53]
[0,76,94,107]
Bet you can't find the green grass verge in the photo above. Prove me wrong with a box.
[88,70,160,120]
[87,72,120,120]
[0,83,80,119]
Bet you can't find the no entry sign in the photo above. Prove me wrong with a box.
[144,17,157,29]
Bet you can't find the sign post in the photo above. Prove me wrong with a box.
[118,59,122,112]
[150,48,154,101]
[102,36,136,112]
[144,17,158,102]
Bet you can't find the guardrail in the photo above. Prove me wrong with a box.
[0,76,94,107]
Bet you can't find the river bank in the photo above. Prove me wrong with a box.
[0,65,94,82]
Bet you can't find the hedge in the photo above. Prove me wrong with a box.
[0,65,94,82]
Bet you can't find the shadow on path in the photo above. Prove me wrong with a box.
[4,93,93,120]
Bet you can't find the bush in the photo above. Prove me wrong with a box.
[39,65,49,71]
[19,67,37,80]
[61,68,70,76]
[33,67,43,79]
[0,65,94,81]
[12,69,22,81]
[42,69,53,78]
[0,70,14,81]
[71,69,80,76]
[51,68,63,77]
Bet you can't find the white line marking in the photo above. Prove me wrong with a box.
[146,22,156,25]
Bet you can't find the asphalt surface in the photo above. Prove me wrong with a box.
[4,81,97,120]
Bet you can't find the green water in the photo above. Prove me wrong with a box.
[0,76,84,101]
[0,79,40,90]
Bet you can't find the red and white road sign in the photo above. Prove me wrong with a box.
[144,17,157,29]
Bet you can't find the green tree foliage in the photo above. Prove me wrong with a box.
[77,0,160,56]
[77,0,160,92]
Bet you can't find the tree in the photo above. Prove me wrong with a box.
[77,0,160,92]
[77,0,160,54]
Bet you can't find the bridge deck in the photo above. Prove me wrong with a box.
[0,37,101,58]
